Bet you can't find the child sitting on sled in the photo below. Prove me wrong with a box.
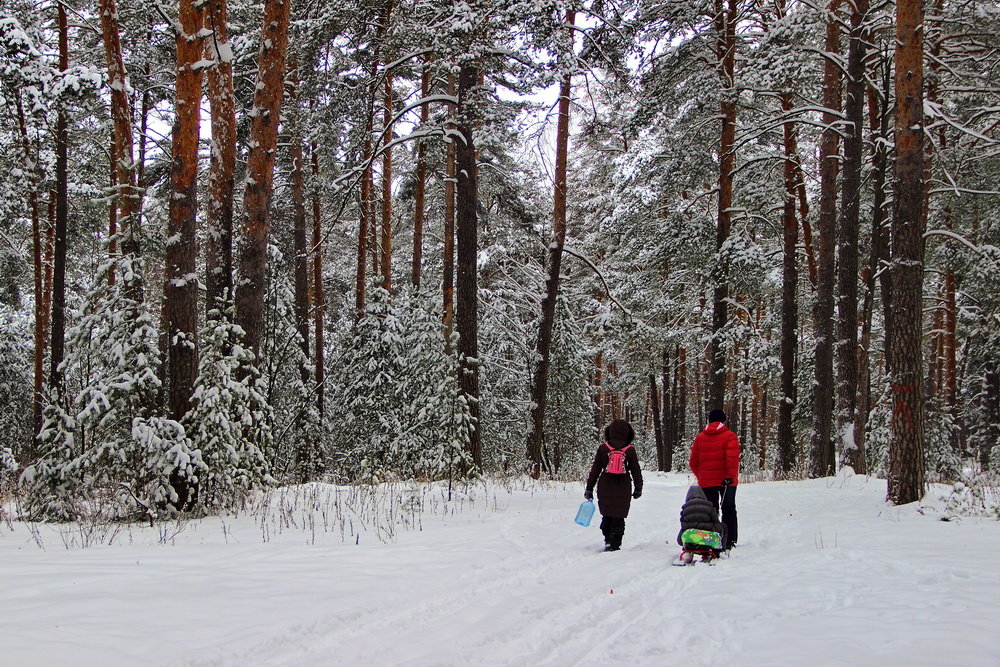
[676,485,728,558]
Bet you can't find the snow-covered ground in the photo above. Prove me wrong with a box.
[2,471,998,666]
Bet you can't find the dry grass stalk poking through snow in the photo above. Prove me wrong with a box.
[2,478,513,550]
[244,480,506,545]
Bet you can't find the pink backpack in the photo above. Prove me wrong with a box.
[604,443,632,475]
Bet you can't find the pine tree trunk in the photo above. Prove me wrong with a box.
[358,133,372,314]
[695,337,704,425]
[290,91,313,476]
[809,0,841,477]
[835,0,869,469]
[661,349,672,470]
[676,346,687,469]
[644,374,660,470]
[235,0,293,355]
[878,68,895,378]
[380,65,394,291]
[709,0,738,410]
[44,197,54,342]
[107,158,118,286]
[456,64,482,469]
[137,50,150,219]
[924,0,942,403]
[99,0,141,268]
[527,11,574,478]
[412,57,430,289]
[290,115,311,380]
[925,0,959,445]
[758,383,771,470]
[942,268,956,409]
[887,0,927,505]
[928,280,943,401]
[809,0,843,478]
[166,0,206,420]
[776,92,799,478]
[594,351,604,428]
[312,148,326,415]
[356,35,382,315]
[793,163,815,286]
[853,70,893,477]
[204,0,236,313]
[49,3,69,392]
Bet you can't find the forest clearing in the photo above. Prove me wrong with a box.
[3,472,998,666]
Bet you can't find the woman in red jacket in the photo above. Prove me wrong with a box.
[688,408,740,550]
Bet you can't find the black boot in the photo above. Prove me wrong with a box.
[607,517,625,551]
[600,517,613,550]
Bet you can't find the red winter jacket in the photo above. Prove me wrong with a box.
[689,422,740,488]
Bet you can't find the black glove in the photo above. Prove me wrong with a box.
[722,478,733,487]
[584,489,593,501]
[632,490,642,499]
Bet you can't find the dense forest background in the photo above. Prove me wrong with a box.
[0,0,997,520]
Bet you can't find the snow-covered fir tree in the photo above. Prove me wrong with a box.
[330,287,471,481]
[183,299,274,510]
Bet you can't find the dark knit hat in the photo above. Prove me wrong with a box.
[708,408,727,424]
[604,419,635,445]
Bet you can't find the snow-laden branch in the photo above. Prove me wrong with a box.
[926,99,1000,146]
[330,95,459,193]
[153,3,181,37]
[559,246,637,323]
[383,93,458,134]
[487,47,539,70]
[924,228,984,256]
[927,186,1000,196]
[733,107,849,155]
[800,47,850,79]
[382,48,435,77]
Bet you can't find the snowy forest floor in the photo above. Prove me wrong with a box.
[2,470,999,666]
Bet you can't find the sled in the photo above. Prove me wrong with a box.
[671,528,723,566]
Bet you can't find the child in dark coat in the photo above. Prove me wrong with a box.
[585,419,643,551]
[676,485,728,554]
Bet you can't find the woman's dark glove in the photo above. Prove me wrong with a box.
[722,478,733,487]
[632,490,642,499]
[584,489,593,500]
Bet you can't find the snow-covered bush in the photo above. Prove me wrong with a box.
[23,254,201,520]
[931,479,1000,521]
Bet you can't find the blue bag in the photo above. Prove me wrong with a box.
[574,499,595,526]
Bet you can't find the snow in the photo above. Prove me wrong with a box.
[191,60,216,72]
[2,472,998,666]
[216,42,234,64]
